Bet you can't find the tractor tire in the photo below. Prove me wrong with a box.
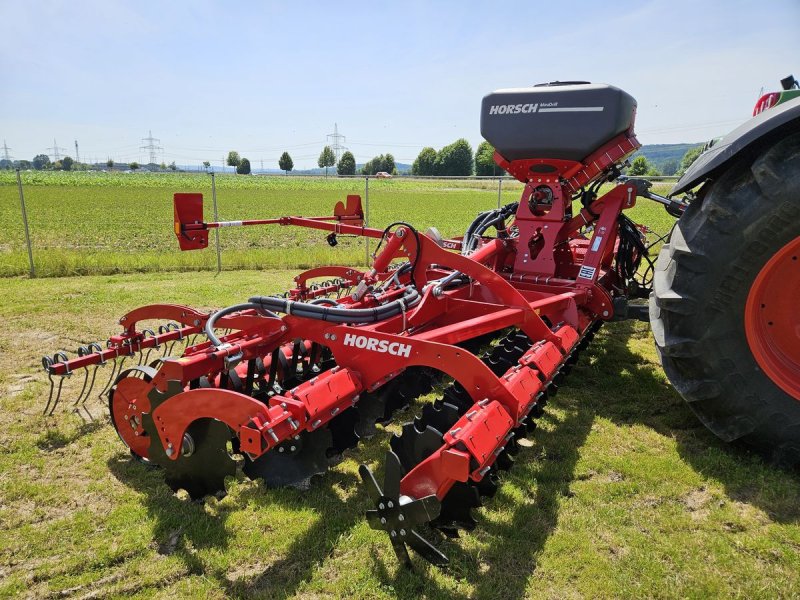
[650,130,800,466]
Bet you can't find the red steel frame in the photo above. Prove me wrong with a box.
[46,132,645,508]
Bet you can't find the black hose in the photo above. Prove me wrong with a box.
[205,302,280,348]
[249,285,420,324]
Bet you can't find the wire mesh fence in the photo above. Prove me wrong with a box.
[0,171,678,278]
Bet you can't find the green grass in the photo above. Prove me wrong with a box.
[0,173,675,277]
[0,271,797,599]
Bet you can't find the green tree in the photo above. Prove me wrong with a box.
[318,145,336,177]
[661,159,678,176]
[237,158,251,174]
[337,151,356,176]
[411,147,437,176]
[61,156,74,171]
[676,145,703,176]
[169,161,177,171]
[227,151,241,173]
[278,151,294,174]
[160,162,167,170]
[106,158,114,169]
[435,138,473,176]
[130,161,140,170]
[628,156,651,176]
[202,160,211,170]
[475,141,498,176]
[383,153,396,174]
[32,154,51,170]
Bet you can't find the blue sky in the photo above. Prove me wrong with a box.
[1,0,798,169]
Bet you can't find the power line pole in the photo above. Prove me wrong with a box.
[2,140,12,162]
[74,140,80,163]
[260,159,264,173]
[47,138,67,161]
[327,123,347,164]
[140,130,163,165]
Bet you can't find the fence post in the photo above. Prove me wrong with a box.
[16,169,35,277]
[497,177,502,209]
[210,172,222,273]
[364,175,370,266]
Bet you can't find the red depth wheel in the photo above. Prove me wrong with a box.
[109,367,156,461]
[745,235,800,401]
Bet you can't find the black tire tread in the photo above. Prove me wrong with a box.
[650,131,800,466]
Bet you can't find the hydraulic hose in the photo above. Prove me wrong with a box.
[204,302,281,349]
[249,285,420,324]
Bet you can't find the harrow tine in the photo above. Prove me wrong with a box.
[42,351,70,416]
[70,346,91,409]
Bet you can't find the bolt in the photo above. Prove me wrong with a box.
[281,402,287,409]
[330,334,337,341]
[380,517,387,524]
[312,419,321,428]
[602,311,609,317]
[165,447,174,457]
[324,333,330,340]
[387,500,394,508]
[279,446,285,453]
[390,530,397,538]
[398,514,405,522]
[400,529,406,536]
[290,445,296,452]
[281,326,287,332]
[331,407,340,416]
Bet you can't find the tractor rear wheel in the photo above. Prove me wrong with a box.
[650,130,800,466]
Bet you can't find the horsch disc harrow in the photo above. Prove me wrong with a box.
[42,79,800,567]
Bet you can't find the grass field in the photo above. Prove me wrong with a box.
[0,271,798,599]
[0,172,675,278]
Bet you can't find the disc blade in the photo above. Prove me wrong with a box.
[243,427,333,489]
[144,416,237,500]
[327,407,360,455]
[389,423,444,474]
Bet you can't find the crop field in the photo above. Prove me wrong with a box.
[0,271,798,599]
[0,172,675,278]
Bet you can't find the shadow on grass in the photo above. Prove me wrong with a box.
[588,321,800,525]
[106,321,799,599]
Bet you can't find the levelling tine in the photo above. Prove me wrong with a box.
[42,351,70,416]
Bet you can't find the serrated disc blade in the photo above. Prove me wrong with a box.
[415,401,460,434]
[243,427,332,489]
[143,416,236,500]
[390,423,444,474]
[327,407,360,455]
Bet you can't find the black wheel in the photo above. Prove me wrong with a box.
[650,130,800,466]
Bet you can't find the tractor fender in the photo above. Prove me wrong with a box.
[670,96,800,196]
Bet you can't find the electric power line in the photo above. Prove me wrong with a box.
[326,123,347,164]
[47,138,68,161]
[140,130,163,164]
[1,140,12,162]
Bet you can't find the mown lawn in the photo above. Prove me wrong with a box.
[0,271,797,599]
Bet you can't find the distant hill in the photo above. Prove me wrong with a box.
[633,143,703,175]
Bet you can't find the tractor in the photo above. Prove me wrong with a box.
[42,78,800,566]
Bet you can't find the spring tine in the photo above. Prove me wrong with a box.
[97,353,120,400]
[43,351,70,416]
[41,355,56,416]
[47,377,66,416]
